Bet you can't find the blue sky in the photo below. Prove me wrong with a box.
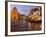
[11,5,38,16]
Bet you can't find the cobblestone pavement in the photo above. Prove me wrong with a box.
[11,20,41,32]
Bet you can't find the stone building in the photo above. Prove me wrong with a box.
[11,7,20,24]
[27,7,42,30]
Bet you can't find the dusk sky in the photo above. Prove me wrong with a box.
[11,5,38,16]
